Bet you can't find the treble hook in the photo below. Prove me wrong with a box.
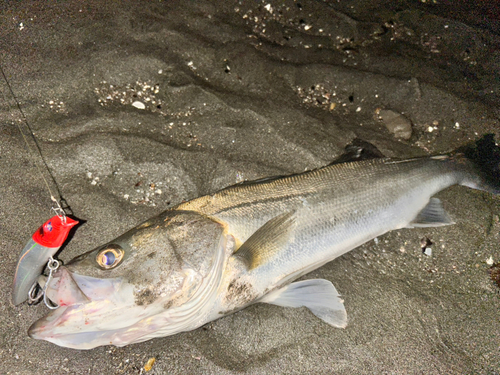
[27,257,60,309]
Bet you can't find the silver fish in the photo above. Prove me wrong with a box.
[27,139,500,349]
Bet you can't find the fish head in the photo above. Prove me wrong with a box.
[29,211,230,349]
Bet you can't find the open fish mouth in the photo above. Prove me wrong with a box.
[27,266,147,349]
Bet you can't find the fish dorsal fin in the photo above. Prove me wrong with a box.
[221,139,384,191]
[330,138,385,165]
[260,279,347,328]
[234,211,295,270]
[407,198,454,228]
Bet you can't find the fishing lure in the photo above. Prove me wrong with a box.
[1,64,79,306]
[12,215,78,305]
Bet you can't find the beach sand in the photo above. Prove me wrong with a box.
[1,1,499,373]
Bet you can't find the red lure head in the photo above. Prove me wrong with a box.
[32,216,79,248]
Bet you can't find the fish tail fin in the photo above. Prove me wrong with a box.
[454,134,500,194]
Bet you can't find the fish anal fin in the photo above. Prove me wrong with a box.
[407,197,454,228]
[260,279,347,328]
[234,211,295,270]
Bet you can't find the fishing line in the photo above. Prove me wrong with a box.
[0,63,71,219]
[3,63,81,308]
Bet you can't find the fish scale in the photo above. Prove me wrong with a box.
[181,157,468,306]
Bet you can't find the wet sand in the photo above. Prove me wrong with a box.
[1,1,499,373]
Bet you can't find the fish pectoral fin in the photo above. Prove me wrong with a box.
[233,211,295,270]
[407,197,455,228]
[260,279,347,328]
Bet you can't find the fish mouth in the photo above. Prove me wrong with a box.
[28,266,147,349]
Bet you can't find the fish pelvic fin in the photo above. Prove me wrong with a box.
[260,279,347,328]
[406,198,454,228]
[233,211,295,270]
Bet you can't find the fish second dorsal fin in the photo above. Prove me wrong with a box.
[330,138,385,165]
[234,211,295,270]
[260,279,347,328]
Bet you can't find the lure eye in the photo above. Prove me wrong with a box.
[96,245,124,269]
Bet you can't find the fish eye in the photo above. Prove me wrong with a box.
[96,244,124,269]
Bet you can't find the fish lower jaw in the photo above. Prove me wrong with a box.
[28,296,220,349]
[28,308,143,350]
[29,323,116,350]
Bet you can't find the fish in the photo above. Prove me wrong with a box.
[12,215,78,305]
[26,136,500,349]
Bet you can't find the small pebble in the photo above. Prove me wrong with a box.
[377,109,412,140]
[144,357,156,372]
[132,101,146,109]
